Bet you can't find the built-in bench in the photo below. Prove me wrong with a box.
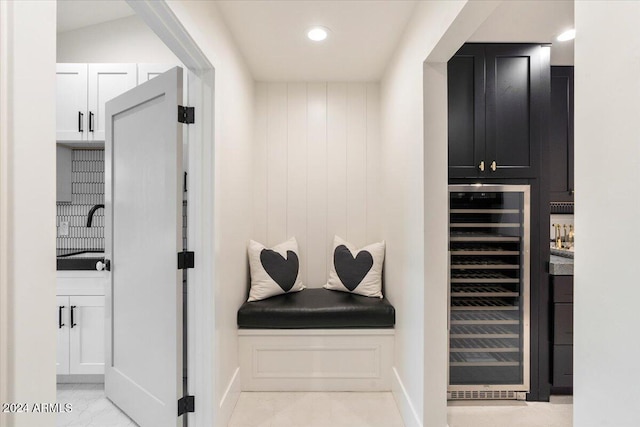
[237,288,395,391]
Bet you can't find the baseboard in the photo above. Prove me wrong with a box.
[56,374,104,384]
[217,367,240,426]
[392,367,422,427]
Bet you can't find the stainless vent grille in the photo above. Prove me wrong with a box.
[448,390,520,400]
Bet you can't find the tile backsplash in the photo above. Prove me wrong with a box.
[56,149,104,250]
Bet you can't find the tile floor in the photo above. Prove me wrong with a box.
[55,385,572,427]
[229,392,573,427]
[448,395,573,427]
[56,383,137,427]
[228,392,404,427]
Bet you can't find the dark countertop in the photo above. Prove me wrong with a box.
[57,249,104,271]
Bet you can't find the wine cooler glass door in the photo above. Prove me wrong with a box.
[448,185,530,393]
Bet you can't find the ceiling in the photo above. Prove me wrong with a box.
[215,0,418,81]
[57,0,135,33]
[469,0,574,65]
[55,0,574,78]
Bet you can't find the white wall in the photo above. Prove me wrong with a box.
[380,1,499,426]
[0,1,57,426]
[57,15,180,63]
[164,2,254,426]
[574,2,640,426]
[253,82,381,287]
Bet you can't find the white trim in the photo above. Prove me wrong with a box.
[56,374,104,384]
[392,367,423,427]
[218,367,240,427]
[0,1,11,422]
[240,330,394,391]
[125,2,216,427]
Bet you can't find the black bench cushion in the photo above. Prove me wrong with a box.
[237,288,395,329]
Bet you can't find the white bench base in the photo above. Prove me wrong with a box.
[238,329,394,391]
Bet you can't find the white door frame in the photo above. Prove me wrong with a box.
[0,0,10,419]
[126,2,216,427]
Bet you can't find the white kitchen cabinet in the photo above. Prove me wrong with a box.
[56,64,88,142]
[69,296,105,374]
[87,64,137,141]
[56,296,70,375]
[56,295,105,375]
[56,272,106,377]
[56,63,136,143]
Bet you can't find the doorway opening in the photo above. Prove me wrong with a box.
[54,1,215,426]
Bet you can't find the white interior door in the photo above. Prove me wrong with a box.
[104,67,184,427]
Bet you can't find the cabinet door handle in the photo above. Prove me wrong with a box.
[490,161,497,172]
[70,305,77,328]
[479,161,485,172]
[58,306,65,329]
[88,111,94,132]
[78,111,84,133]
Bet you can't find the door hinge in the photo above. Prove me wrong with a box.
[178,106,195,124]
[177,395,195,416]
[178,251,195,269]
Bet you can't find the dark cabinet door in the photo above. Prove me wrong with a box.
[448,44,485,178]
[485,44,546,178]
[549,67,574,202]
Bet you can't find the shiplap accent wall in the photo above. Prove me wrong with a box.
[253,82,381,287]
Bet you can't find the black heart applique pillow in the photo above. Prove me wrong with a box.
[247,237,305,302]
[324,236,385,298]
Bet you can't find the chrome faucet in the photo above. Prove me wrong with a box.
[86,204,104,227]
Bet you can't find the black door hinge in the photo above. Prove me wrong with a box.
[177,395,195,416]
[177,251,194,269]
[178,106,195,124]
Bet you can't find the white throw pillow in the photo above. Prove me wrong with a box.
[324,236,385,298]
[247,237,305,302]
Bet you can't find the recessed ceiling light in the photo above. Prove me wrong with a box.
[557,29,575,42]
[307,26,329,42]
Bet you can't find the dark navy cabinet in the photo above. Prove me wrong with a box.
[551,275,573,392]
[448,44,549,179]
[549,66,574,203]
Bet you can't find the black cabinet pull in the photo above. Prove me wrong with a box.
[70,305,77,328]
[58,306,65,329]
[89,111,94,132]
[78,111,84,132]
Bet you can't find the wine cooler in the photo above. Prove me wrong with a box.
[448,185,530,400]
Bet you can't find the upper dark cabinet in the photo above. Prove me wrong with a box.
[549,66,574,202]
[448,44,550,179]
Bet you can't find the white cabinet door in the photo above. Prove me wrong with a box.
[56,296,70,375]
[105,67,184,427]
[69,295,105,375]
[87,64,137,141]
[56,64,87,141]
